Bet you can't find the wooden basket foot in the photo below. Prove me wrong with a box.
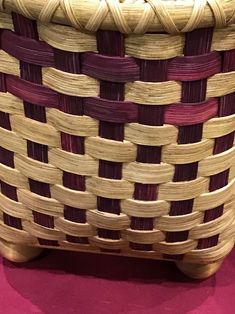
[0,238,43,263]
[176,260,223,279]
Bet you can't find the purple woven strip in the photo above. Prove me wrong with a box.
[198,49,235,247]
[165,28,214,258]
[85,97,137,123]
[96,31,125,242]
[11,13,56,245]
[0,73,6,92]
[6,75,58,108]
[53,47,89,244]
[1,30,54,67]
[82,52,139,82]
[129,59,168,252]
[168,51,221,81]
[54,49,80,74]
[165,99,218,126]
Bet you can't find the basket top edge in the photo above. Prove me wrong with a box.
[1,0,235,34]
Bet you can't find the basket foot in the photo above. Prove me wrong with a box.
[176,260,223,279]
[0,238,43,263]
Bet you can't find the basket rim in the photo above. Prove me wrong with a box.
[1,0,235,34]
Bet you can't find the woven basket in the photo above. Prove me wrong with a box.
[0,0,235,279]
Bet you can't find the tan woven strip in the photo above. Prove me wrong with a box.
[158,177,208,201]
[229,164,235,182]
[122,162,174,184]
[22,220,65,241]
[86,176,134,199]
[85,137,137,163]
[0,93,24,115]
[58,242,97,251]
[90,236,128,250]
[212,24,235,51]
[49,148,98,176]
[125,123,177,146]
[0,221,37,244]
[15,154,62,185]
[154,240,197,255]
[0,193,32,220]
[0,50,19,76]
[47,109,98,137]
[17,189,64,216]
[219,227,235,245]
[38,23,97,52]
[121,199,170,218]
[122,229,165,245]
[162,139,214,164]
[0,11,13,29]
[185,239,234,263]
[156,212,203,232]
[10,114,60,147]
[189,208,234,240]
[125,33,184,60]
[87,210,130,230]
[203,114,235,139]
[51,185,96,209]
[207,71,235,98]
[33,21,235,57]
[125,81,181,105]
[42,68,99,97]
[0,163,28,189]
[0,127,27,155]
[194,179,235,211]
[198,147,235,177]
[55,217,94,237]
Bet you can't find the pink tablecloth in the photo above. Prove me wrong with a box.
[0,248,234,314]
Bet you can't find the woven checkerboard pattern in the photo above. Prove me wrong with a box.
[0,11,234,263]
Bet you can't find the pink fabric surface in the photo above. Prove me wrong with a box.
[0,248,234,314]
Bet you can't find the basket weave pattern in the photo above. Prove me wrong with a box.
[0,6,235,263]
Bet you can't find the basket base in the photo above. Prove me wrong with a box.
[0,237,224,279]
[0,238,43,263]
[176,260,223,279]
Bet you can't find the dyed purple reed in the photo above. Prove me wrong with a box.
[168,51,221,81]
[131,217,154,230]
[85,97,137,123]
[6,75,58,108]
[202,50,235,228]
[99,161,122,179]
[53,45,89,245]
[63,172,85,191]
[165,27,214,256]
[164,99,218,126]
[54,49,80,74]
[0,73,6,92]
[96,31,124,244]
[1,30,54,67]
[64,207,86,223]
[82,53,139,82]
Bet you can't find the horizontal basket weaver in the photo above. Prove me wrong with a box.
[0,0,234,271]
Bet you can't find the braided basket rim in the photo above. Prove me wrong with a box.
[1,0,235,34]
